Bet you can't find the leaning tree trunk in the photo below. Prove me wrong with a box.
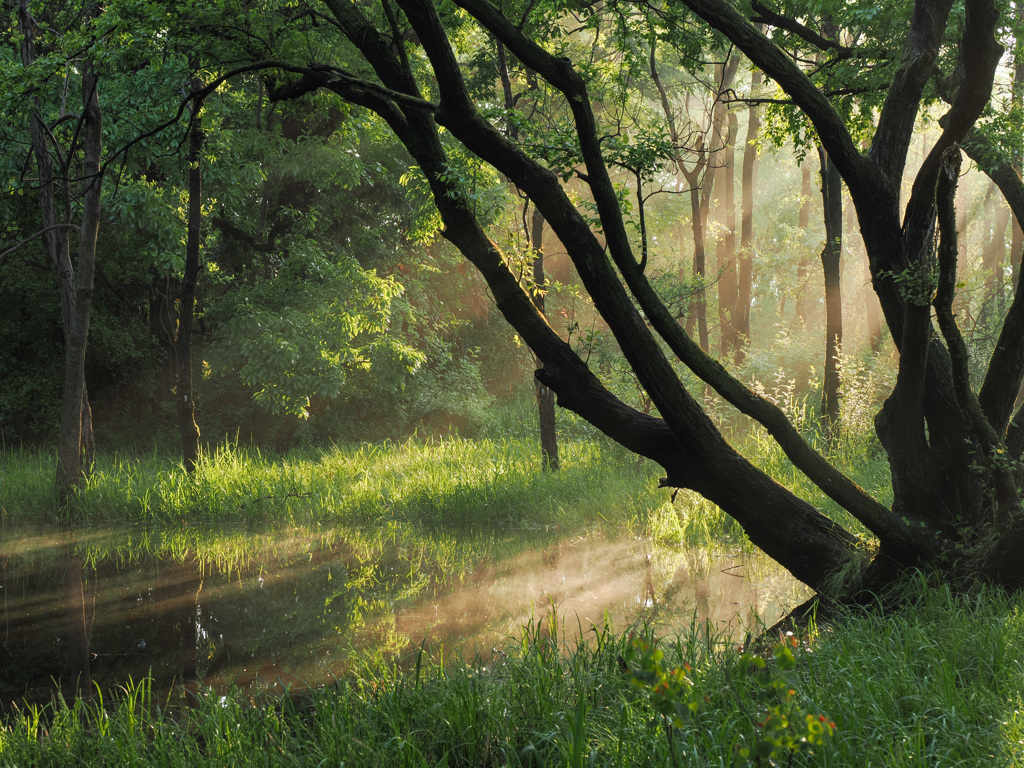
[177,82,204,473]
[294,0,1024,597]
[818,146,843,431]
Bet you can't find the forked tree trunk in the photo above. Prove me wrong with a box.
[304,0,1024,598]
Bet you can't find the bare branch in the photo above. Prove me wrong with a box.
[0,224,80,262]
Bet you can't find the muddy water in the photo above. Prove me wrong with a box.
[0,525,807,708]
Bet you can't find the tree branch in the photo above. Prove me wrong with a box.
[749,1,853,56]
[673,0,876,199]
[0,224,80,263]
[871,0,953,186]
[901,0,1003,255]
[424,0,906,551]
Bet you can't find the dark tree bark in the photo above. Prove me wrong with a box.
[177,83,204,473]
[818,146,843,430]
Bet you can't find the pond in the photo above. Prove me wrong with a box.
[0,522,808,710]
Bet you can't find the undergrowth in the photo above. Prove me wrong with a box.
[3,576,1023,766]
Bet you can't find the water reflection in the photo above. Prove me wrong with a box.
[0,525,808,708]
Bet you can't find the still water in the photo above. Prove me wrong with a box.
[0,524,807,708]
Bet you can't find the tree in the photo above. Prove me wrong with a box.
[734,64,763,363]
[12,0,103,498]
[257,0,1024,600]
[177,78,204,473]
[817,144,842,431]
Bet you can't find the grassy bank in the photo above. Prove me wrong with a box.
[2,436,669,530]
[2,575,1022,767]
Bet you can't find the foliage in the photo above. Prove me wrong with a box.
[627,633,834,767]
[207,248,416,419]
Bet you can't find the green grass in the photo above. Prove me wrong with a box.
[2,435,667,530]
[3,576,1023,766]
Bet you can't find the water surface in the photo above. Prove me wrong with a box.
[0,523,807,708]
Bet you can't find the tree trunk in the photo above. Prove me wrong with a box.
[497,41,559,470]
[792,161,814,325]
[18,0,98,497]
[717,111,739,359]
[818,146,843,431]
[177,84,204,473]
[735,67,762,364]
[531,207,559,471]
[56,67,102,498]
[1012,4,1024,288]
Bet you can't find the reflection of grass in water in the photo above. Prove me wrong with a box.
[6,579,1024,767]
